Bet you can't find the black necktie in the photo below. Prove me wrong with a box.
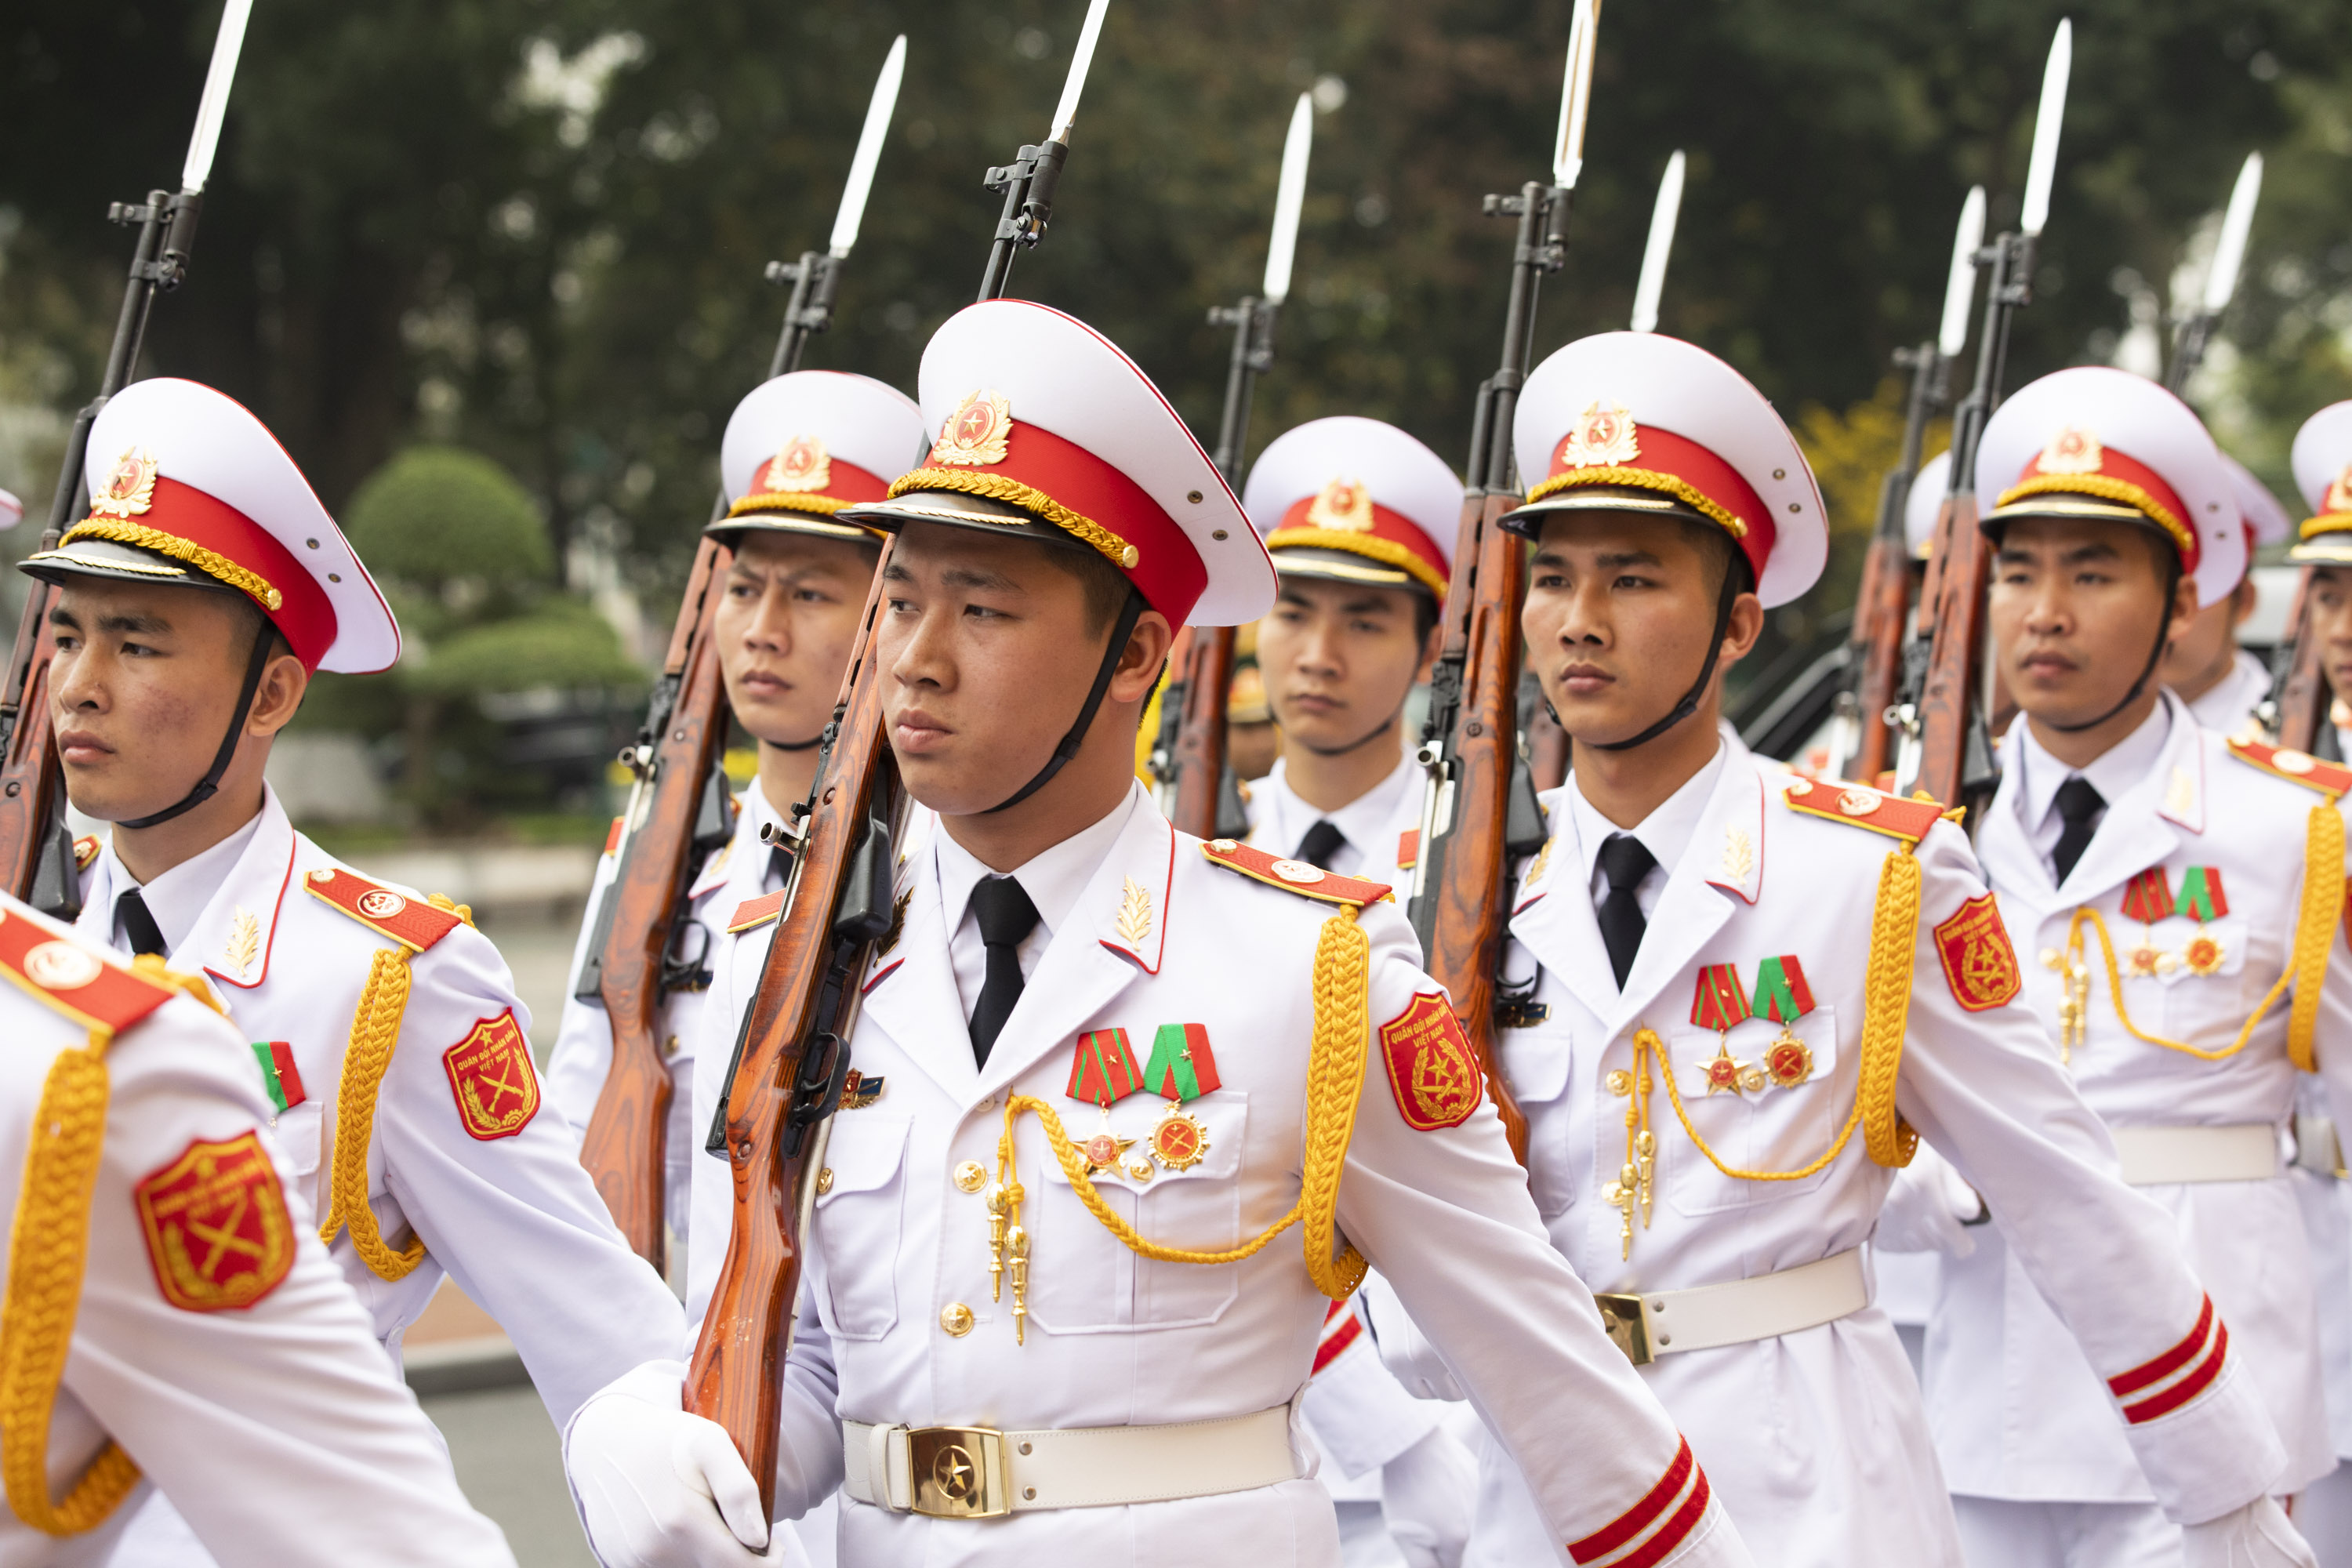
[1294,819,1347,871]
[2052,776,2105,884]
[1595,833,1657,989]
[967,876,1041,1067]
[766,843,792,889]
[115,887,167,957]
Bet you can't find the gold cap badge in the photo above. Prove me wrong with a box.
[2034,426,2103,477]
[2326,463,2352,517]
[89,448,160,520]
[1305,476,1375,532]
[1562,402,1640,469]
[764,434,832,494]
[930,390,1013,467]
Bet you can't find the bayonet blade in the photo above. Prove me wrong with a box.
[1938,185,1986,358]
[829,35,906,256]
[1552,0,1599,190]
[2201,151,2263,314]
[2019,19,2071,238]
[1262,93,1313,306]
[1628,150,1684,333]
[182,0,256,194]
[1048,0,1112,143]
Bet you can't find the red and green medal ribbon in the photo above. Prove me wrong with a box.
[1142,1022,1221,1102]
[1691,964,1751,1032]
[1749,956,1816,1023]
[1067,1028,1145,1107]
[2121,867,2175,925]
[250,1040,306,1113]
[2179,866,2227,922]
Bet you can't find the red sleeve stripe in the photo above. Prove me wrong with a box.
[2107,1296,2214,1398]
[1611,1467,1712,1568]
[1567,1438,1697,1565]
[2123,1323,2229,1425]
[1312,1313,1364,1376]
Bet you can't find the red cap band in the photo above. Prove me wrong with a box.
[1535,423,1776,585]
[1270,492,1450,595]
[743,452,890,510]
[2004,440,2197,571]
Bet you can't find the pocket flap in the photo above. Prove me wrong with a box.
[1039,1094,1248,1190]
[817,1116,911,1203]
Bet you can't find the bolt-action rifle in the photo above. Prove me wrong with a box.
[572,38,907,1273]
[1150,92,1312,838]
[1406,0,1600,1167]
[1894,21,2071,818]
[688,0,1111,1508]
[0,0,253,919]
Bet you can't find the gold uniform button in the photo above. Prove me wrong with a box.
[940,1302,975,1337]
[815,1167,834,1196]
[953,1160,987,1193]
[1606,1069,1633,1097]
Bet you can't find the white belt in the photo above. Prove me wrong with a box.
[1595,1247,1868,1367]
[842,1403,1297,1519]
[2295,1113,2346,1179]
[2111,1124,2279,1185]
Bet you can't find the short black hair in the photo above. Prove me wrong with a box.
[1676,517,1755,601]
[1412,588,1440,648]
[1041,542,1135,637]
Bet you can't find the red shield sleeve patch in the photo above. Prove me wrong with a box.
[442,1011,541,1141]
[134,1131,296,1312]
[1377,991,1484,1131]
[1934,893,2022,1012]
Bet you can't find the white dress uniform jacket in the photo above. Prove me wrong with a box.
[1449,735,2287,1566]
[1930,695,2352,1504]
[77,791,682,1425]
[2185,648,2272,738]
[0,898,513,1568]
[1243,755,1425,892]
[550,780,788,1256]
[655,783,1747,1567]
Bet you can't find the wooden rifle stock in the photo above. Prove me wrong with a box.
[1844,528,1912,784]
[579,534,735,1269]
[1414,488,1532,1165]
[0,591,74,915]
[1159,625,1238,839]
[688,543,902,1512]
[2272,568,2329,753]
[1911,491,1990,810]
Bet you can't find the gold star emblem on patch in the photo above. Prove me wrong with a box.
[90,448,160,518]
[1560,401,1640,469]
[1305,476,1376,531]
[2035,426,2103,476]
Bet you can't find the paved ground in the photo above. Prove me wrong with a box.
[421,1385,597,1566]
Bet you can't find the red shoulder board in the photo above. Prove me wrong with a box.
[1395,829,1420,871]
[73,834,100,871]
[0,912,175,1035]
[603,815,624,856]
[1780,777,1954,845]
[728,889,786,934]
[1199,838,1392,907]
[303,868,463,952]
[2227,738,2352,799]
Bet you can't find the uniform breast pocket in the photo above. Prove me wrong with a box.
[1499,1029,1576,1218]
[273,1102,326,1216]
[814,1116,911,1341]
[1663,1007,1842,1217]
[2150,917,2259,1042]
[1028,1094,1249,1334]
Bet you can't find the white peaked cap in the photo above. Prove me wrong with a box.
[34,378,397,673]
[2218,452,2291,553]
[1976,365,2242,609]
[2288,402,2352,565]
[866,300,1275,628]
[1907,449,1952,560]
[716,370,928,538]
[1243,416,1460,596]
[1510,332,1828,609]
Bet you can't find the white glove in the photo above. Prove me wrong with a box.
[2181,1497,2318,1568]
[1872,1144,1982,1258]
[569,1382,776,1566]
[1378,1426,1478,1568]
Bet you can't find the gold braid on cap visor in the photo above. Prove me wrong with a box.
[60,521,284,612]
[721,489,883,539]
[1262,528,1450,597]
[1523,466,1750,540]
[1995,474,2194,559]
[884,467,1140,571]
[2299,512,2352,541]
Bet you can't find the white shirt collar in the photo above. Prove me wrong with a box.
[1566,739,1727,902]
[935,780,1145,949]
[2010,695,2172,846]
[100,793,271,955]
[1254,752,1417,873]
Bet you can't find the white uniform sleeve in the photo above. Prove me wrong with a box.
[1896,821,2289,1524]
[57,995,516,1566]
[375,924,684,1425]
[1336,898,1751,1566]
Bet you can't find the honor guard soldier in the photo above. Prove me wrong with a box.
[553,371,927,1262]
[0,894,514,1566]
[567,299,1755,1568]
[1385,333,2310,1566]
[1904,365,2332,1565]
[21,378,683,1564]
[2162,452,2293,735]
[1238,416,1476,1566]
[2286,401,2352,764]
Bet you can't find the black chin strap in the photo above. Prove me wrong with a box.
[1589,564,1743,753]
[1300,711,1397,759]
[768,734,826,753]
[116,622,277,830]
[982,588,1149,815]
[2048,554,2183,735]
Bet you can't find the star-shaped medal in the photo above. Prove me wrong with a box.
[1700,1042,1752,1098]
